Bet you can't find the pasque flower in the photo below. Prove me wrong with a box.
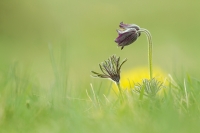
[115,22,153,80]
[115,22,141,50]
[91,55,127,83]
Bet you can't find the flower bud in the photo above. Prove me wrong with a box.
[115,22,141,50]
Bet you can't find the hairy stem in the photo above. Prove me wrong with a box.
[139,28,153,79]
[116,82,124,103]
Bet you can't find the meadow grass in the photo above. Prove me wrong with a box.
[1,48,200,133]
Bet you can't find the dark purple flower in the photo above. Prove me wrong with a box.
[115,22,141,50]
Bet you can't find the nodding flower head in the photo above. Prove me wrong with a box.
[115,22,141,50]
[91,55,127,83]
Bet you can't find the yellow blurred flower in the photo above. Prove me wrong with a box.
[113,67,168,92]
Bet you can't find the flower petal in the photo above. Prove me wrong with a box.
[117,28,137,35]
[115,30,139,47]
[115,29,136,43]
[118,33,139,47]
[119,22,140,30]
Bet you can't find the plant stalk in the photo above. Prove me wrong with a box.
[116,82,124,103]
[139,28,153,79]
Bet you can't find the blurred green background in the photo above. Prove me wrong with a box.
[1,0,200,85]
